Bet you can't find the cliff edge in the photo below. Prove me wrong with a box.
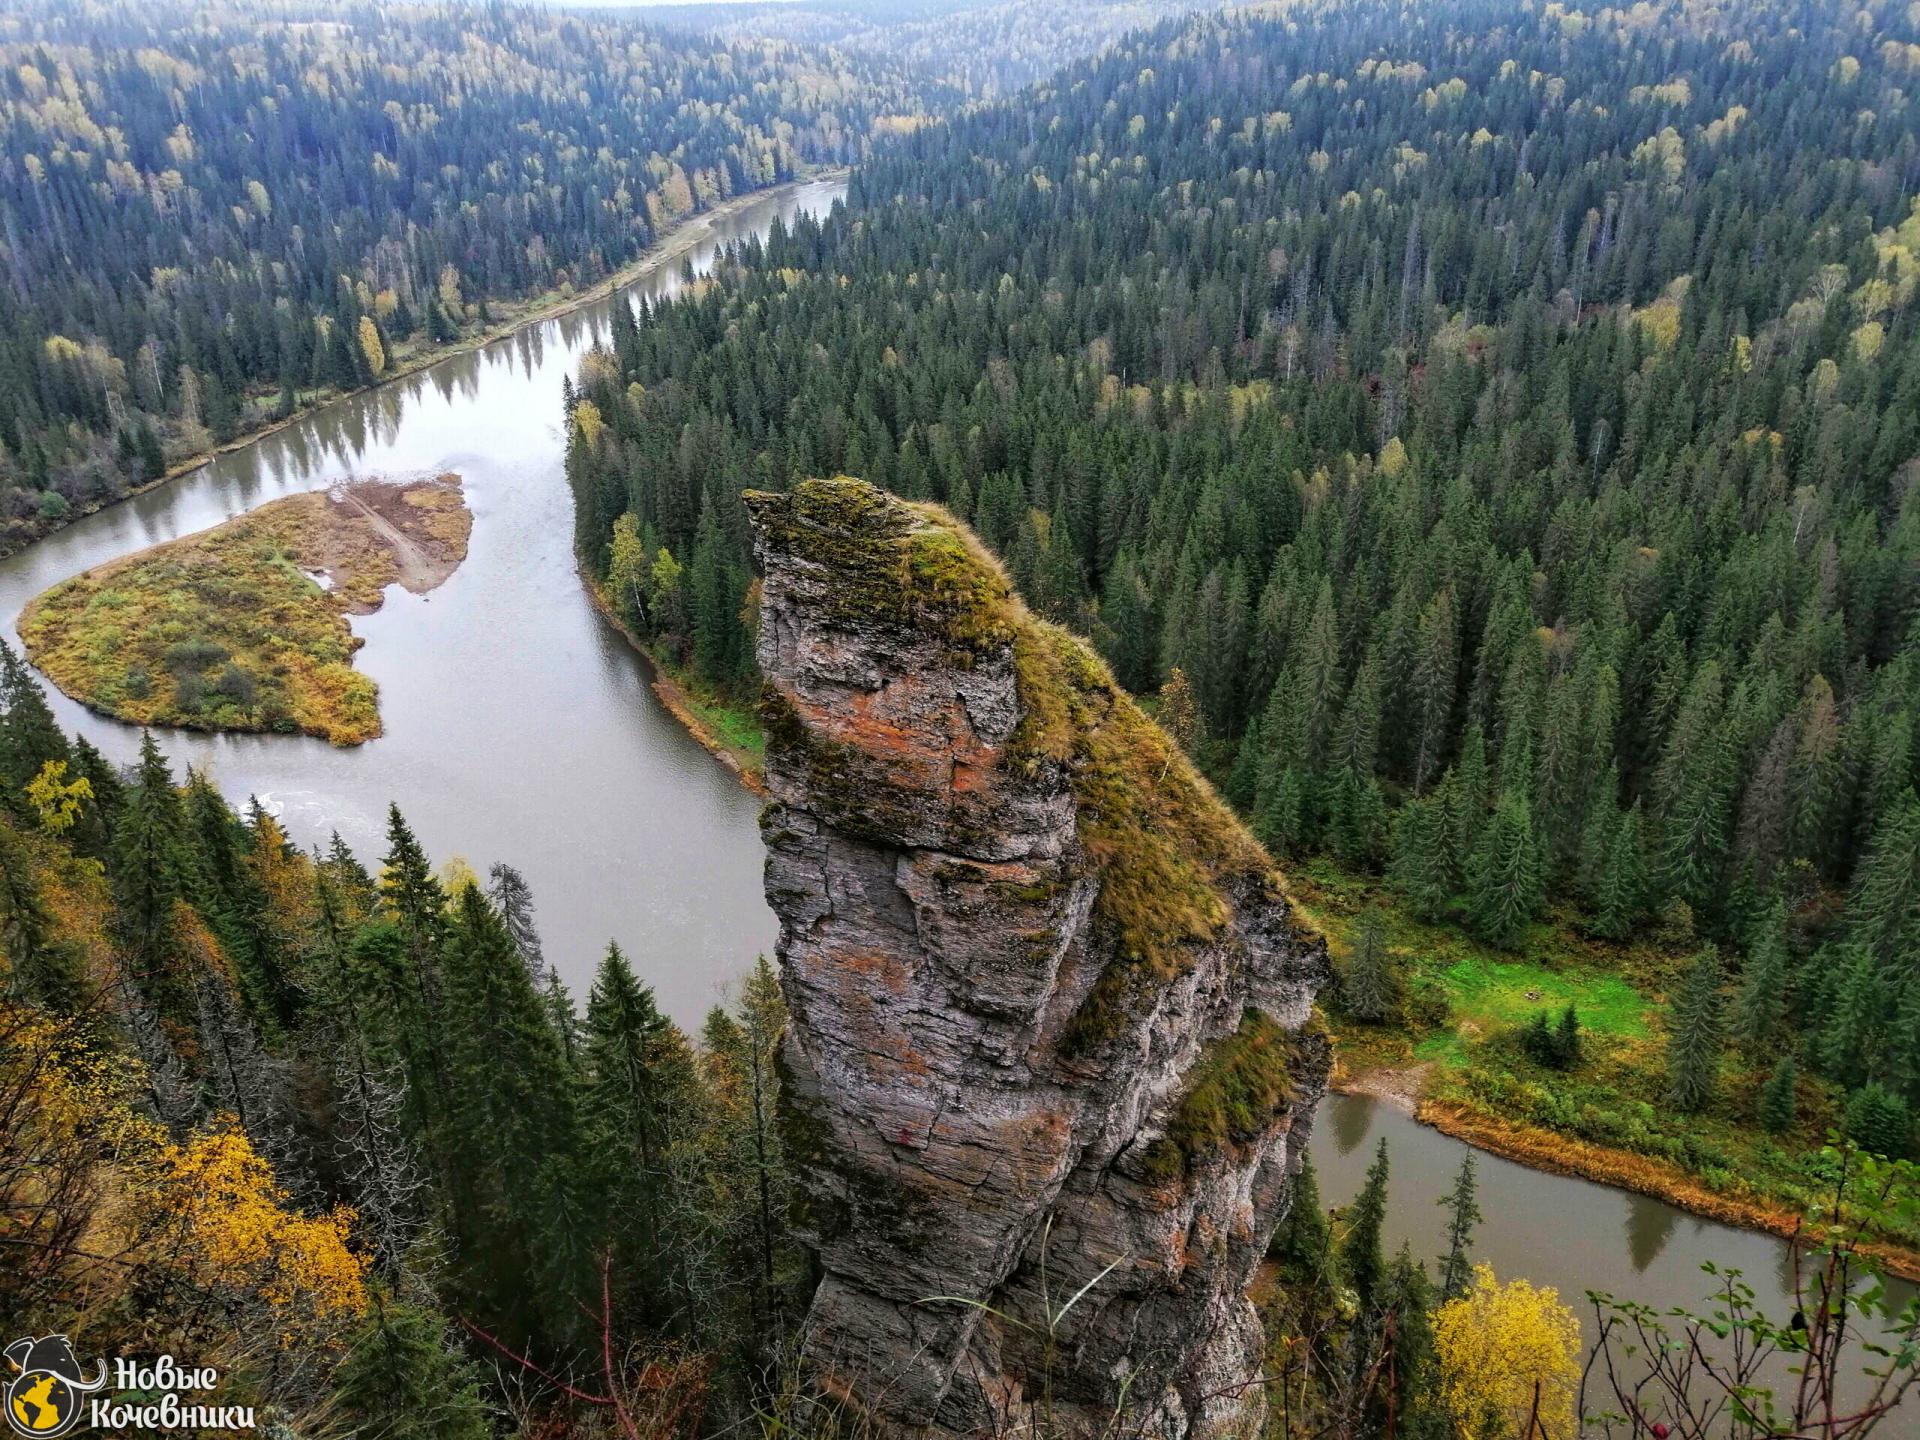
[747,476,1332,1438]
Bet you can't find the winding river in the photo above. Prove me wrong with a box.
[2,174,1906,1382]
[1,177,844,1026]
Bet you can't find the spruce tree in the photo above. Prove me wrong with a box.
[0,638,67,791]
[1554,1004,1583,1069]
[1666,947,1725,1113]
[1589,803,1646,941]
[1374,1246,1446,1440]
[1466,791,1543,950]
[1435,1149,1481,1301]
[1340,1136,1391,1314]
[582,941,681,1326]
[1819,942,1886,1089]
[1730,899,1790,1053]
[486,861,547,983]
[1843,1082,1912,1159]
[1340,908,1397,1022]
[331,1297,490,1440]
[1389,793,1454,920]
[110,733,196,1025]
[1846,790,1920,962]
[1270,1152,1338,1294]
[1758,1055,1798,1134]
[438,884,585,1343]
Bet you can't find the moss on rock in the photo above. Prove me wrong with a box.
[1140,1010,1300,1182]
[754,475,1290,1050]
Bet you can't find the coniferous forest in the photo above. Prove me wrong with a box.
[567,0,1920,1201]
[0,0,918,551]
[8,0,1920,1434]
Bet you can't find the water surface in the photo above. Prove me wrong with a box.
[0,177,847,1026]
[1310,1092,1914,1391]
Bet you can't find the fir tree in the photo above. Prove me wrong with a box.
[1465,792,1543,950]
[1758,1055,1798,1135]
[1666,947,1725,1113]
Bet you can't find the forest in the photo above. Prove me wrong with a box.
[566,0,1920,1220]
[636,0,1217,103]
[0,0,919,553]
[7,0,1920,1431]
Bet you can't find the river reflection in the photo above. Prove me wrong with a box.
[0,177,847,1029]
[1309,1091,1914,1402]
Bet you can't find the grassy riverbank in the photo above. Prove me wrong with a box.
[0,173,847,563]
[580,576,767,791]
[19,477,469,746]
[1291,857,1920,1275]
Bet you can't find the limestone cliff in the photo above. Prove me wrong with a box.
[747,477,1332,1438]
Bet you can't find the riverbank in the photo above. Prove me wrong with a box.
[1287,854,1920,1278]
[18,476,471,746]
[0,172,849,564]
[580,577,767,793]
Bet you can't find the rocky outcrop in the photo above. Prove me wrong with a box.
[747,477,1332,1439]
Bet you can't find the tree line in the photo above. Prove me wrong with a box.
[567,0,1920,1142]
[0,0,924,553]
[641,0,1217,104]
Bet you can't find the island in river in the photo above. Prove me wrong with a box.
[18,475,470,746]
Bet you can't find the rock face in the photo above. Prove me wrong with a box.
[747,477,1332,1438]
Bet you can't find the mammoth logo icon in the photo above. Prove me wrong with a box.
[4,1337,106,1438]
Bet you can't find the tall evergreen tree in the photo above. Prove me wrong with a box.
[1340,1136,1392,1314]
[1666,948,1725,1113]
[1465,793,1543,950]
[1340,908,1397,1022]
[1435,1149,1481,1302]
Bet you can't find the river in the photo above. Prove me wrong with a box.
[2,173,1907,1396]
[1,176,845,1027]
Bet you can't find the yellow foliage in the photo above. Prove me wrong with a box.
[356,315,385,378]
[1631,125,1685,181]
[1434,1264,1581,1440]
[1632,297,1682,350]
[436,856,480,895]
[573,398,606,448]
[136,1126,367,1330]
[1378,436,1409,478]
[23,760,91,834]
